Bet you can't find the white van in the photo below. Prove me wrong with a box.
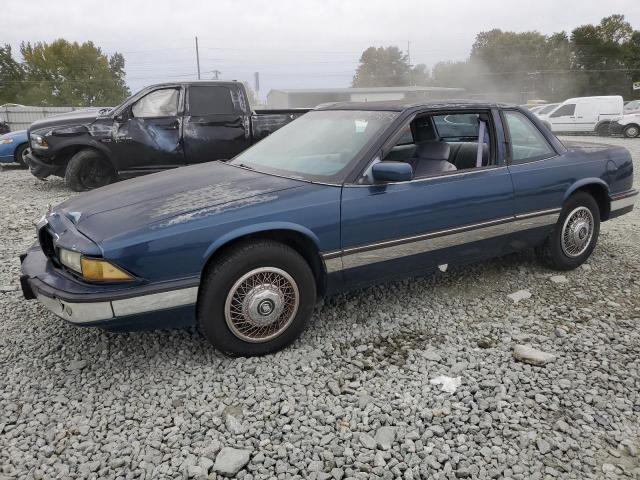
[540,96,623,135]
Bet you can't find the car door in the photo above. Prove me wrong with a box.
[502,110,568,249]
[548,103,577,132]
[574,101,598,132]
[182,84,251,164]
[339,109,515,286]
[112,86,185,172]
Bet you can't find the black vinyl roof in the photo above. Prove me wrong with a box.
[315,99,517,112]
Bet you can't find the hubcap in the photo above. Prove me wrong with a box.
[560,206,594,258]
[224,267,299,343]
[627,126,639,137]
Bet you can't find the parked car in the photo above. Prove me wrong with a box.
[20,100,636,355]
[0,129,29,166]
[539,96,623,135]
[25,81,306,191]
[624,100,640,113]
[534,103,560,118]
[609,113,640,138]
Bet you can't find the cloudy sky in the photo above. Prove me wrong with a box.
[4,0,640,100]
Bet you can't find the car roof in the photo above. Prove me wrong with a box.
[315,99,517,112]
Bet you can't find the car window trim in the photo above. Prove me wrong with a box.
[350,108,498,186]
[131,86,182,119]
[501,109,559,166]
[186,84,237,116]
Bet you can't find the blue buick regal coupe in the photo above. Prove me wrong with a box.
[20,101,637,355]
[0,129,29,166]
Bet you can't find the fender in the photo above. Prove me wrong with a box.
[594,120,611,133]
[201,221,322,264]
[563,177,609,202]
[51,137,117,167]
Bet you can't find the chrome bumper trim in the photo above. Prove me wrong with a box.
[321,208,561,272]
[34,286,198,324]
[610,190,637,212]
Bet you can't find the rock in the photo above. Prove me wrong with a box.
[549,275,568,284]
[67,360,87,371]
[477,338,496,349]
[327,380,341,396]
[359,432,376,450]
[507,289,531,303]
[222,405,244,435]
[308,460,324,471]
[374,426,396,450]
[213,447,251,477]
[536,438,551,454]
[513,345,556,366]
[0,285,17,293]
[330,467,345,480]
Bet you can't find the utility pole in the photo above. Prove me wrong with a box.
[407,41,413,86]
[212,70,221,80]
[195,36,201,80]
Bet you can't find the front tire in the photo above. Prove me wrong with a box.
[536,192,600,270]
[14,143,29,167]
[623,124,640,138]
[64,149,115,191]
[198,240,316,356]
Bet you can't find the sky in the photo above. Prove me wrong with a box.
[4,0,640,101]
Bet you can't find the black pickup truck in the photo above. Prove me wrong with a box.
[25,81,306,191]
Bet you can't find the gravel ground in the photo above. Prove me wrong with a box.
[1,137,639,480]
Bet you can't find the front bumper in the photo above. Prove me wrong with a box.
[20,245,198,330]
[24,152,65,179]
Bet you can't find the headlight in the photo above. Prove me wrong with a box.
[30,134,49,149]
[59,248,82,273]
[58,248,133,282]
[0,138,14,145]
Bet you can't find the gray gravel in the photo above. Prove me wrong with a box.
[1,136,639,479]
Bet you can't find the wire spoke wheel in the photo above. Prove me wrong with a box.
[224,267,299,343]
[560,206,594,258]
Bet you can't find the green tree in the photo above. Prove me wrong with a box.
[352,46,429,87]
[571,15,638,98]
[0,44,25,104]
[2,39,130,106]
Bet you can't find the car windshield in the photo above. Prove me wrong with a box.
[538,103,559,115]
[230,110,398,182]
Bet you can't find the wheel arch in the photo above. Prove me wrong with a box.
[13,142,28,162]
[564,179,610,221]
[53,140,116,171]
[594,119,611,133]
[200,223,328,297]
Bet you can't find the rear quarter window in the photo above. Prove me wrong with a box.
[504,111,555,164]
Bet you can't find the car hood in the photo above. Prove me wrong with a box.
[29,109,106,131]
[0,129,27,140]
[55,162,305,243]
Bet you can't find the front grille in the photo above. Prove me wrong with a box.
[38,227,56,259]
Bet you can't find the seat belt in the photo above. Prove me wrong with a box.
[476,120,486,168]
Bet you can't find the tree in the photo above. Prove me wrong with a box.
[352,46,429,87]
[1,39,130,106]
[0,44,25,104]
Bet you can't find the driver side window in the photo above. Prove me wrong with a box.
[504,111,555,164]
[132,88,179,118]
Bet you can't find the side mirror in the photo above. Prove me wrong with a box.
[372,161,413,183]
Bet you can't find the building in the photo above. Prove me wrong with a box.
[266,86,466,109]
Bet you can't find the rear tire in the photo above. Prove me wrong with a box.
[197,240,316,356]
[536,192,600,270]
[14,143,28,167]
[64,149,115,191]
[623,124,640,138]
[595,123,610,136]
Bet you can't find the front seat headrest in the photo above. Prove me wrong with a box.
[415,141,450,161]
